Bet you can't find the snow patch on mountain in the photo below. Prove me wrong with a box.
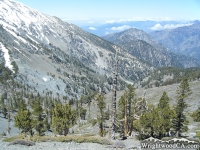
[14,40,20,45]
[4,27,27,43]
[45,37,50,44]
[0,20,16,31]
[0,0,59,45]
[14,47,32,61]
[31,44,38,50]
[43,77,48,82]
[0,0,40,27]
[0,42,14,72]
[26,35,39,44]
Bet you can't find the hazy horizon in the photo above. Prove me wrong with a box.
[15,0,200,26]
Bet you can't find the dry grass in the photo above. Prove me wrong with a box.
[3,134,112,145]
[3,135,24,142]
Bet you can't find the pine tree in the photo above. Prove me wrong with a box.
[157,91,174,138]
[126,85,135,117]
[133,92,174,139]
[14,108,33,136]
[139,106,161,137]
[32,99,46,136]
[116,93,126,137]
[48,99,55,125]
[18,99,27,110]
[0,94,8,118]
[7,110,11,135]
[158,91,169,109]
[80,107,87,120]
[131,97,148,137]
[1,102,7,118]
[126,85,135,136]
[172,79,192,137]
[51,103,76,136]
[96,93,106,137]
[116,84,135,137]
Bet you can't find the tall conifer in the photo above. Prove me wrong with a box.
[32,99,46,136]
[172,79,192,137]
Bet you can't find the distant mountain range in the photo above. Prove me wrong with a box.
[150,22,200,60]
[103,28,200,68]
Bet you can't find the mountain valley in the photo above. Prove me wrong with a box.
[0,0,199,148]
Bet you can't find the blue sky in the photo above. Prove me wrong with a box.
[16,0,200,26]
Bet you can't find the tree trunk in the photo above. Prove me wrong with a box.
[150,127,154,137]
[124,98,127,136]
[64,126,68,136]
[176,131,179,137]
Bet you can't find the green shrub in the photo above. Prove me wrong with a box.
[2,132,6,136]
[90,119,97,126]
[197,131,200,140]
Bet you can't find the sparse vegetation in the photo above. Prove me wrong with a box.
[89,119,97,126]
[131,79,195,140]
[141,67,200,88]
[3,135,111,145]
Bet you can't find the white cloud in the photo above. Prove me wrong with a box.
[106,19,126,24]
[111,25,131,31]
[150,23,193,30]
[88,21,94,24]
[105,32,110,35]
[105,17,173,24]
[151,24,163,30]
[64,17,90,21]
[88,27,97,30]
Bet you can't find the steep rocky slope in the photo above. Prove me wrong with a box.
[0,0,153,98]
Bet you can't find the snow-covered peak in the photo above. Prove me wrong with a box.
[0,0,72,44]
[0,0,51,27]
